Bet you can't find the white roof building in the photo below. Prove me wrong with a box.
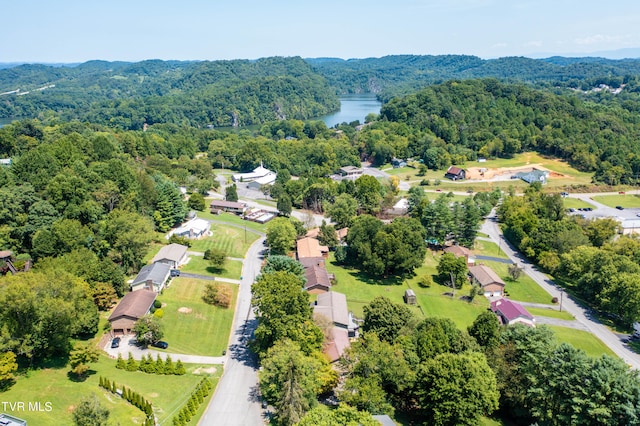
[247,171,277,189]
[232,164,273,182]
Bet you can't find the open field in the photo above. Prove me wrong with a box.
[548,326,617,358]
[563,197,594,209]
[3,354,220,425]
[197,210,266,233]
[189,223,260,258]
[592,193,640,208]
[158,277,237,356]
[387,152,597,193]
[181,256,243,280]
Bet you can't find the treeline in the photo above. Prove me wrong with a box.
[499,183,640,325]
[375,79,640,184]
[0,57,339,129]
[308,54,640,99]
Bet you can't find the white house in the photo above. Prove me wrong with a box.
[151,243,188,269]
[247,171,277,190]
[171,218,211,239]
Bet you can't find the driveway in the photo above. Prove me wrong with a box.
[103,335,225,364]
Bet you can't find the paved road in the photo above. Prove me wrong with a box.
[199,236,266,426]
[481,210,640,369]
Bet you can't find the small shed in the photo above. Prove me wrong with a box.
[404,289,416,305]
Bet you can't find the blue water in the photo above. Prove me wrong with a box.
[321,94,382,128]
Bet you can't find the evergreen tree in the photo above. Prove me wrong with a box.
[175,359,186,375]
[115,353,125,369]
[155,354,165,374]
[164,355,175,375]
[126,352,138,371]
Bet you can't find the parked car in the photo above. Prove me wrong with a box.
[151,341,168,349]
[111,337,121,348]
[616,206,624,210]
[170,269,180,277]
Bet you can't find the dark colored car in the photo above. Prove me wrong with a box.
[616,206,624,210]
[151,341,168,349]
[111,337,121,348]
[170,269,180,277]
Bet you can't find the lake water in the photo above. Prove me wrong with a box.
[321,94,381,128]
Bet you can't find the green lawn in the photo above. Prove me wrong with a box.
[563,197,594,209]
[198,210,267,233]
[159,277,237,356]
[473,240,510,259]
[181,256,243,280]
[527,307,574,320]
[480,260,554,305]
[548,326,616,358]
[3,354,220,425]
[189,223,259,258]
[592,194,640,208]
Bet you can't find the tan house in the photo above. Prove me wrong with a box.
[468,264,505,298]
[209,200,247,215]
[443,245,475,266]
[151,243,188,269]
[313,291,359,362]
[108,290,157,335]
[296,237,329,259]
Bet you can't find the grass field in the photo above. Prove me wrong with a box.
[548,326,617,358]
[592,194,640,208]
[197,210,267,233]
[527,307,574,320]
[189,223,260,258]
[158,277,238,356]
[181,256,243,280]
[3,354,220,425]
[563,197,594,209]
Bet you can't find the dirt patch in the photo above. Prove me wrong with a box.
[195,313,207,320]
[147,392,159,398]
[193,366,217,375]
[178,307,192,314]
[465,164,568,181]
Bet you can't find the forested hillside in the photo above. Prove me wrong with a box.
[0,57,339,129]
[308,54,640,100]
[376,79,640,184]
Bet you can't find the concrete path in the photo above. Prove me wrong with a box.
[534,316,590,331]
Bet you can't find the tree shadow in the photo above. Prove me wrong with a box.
[330,260,406,286]
[206,266,226,274]
[66,369,97,383]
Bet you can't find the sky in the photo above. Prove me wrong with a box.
[3,0,640,63]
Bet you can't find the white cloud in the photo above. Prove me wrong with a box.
[492,42,508,48]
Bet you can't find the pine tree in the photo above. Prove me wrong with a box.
[126,352,138,371]
[175,359,186,375]
[164,355,174,375]
[111,380,117,394]
[155,354,165,374]
[116,352,126,369]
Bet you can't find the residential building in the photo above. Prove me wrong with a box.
[339,166,363,180]
[296,237,329,259]
[490,298,535,327]
[171,218,210,239]
[108,290,157,335]
[444,244,476,266]
[209,200,247,215]
[512,168,549,184]
[468,264,505,298]
[300,257,332,294]
[151,243,188,269]
[445,166,466,180]
[130,262,172,293]
[313,291,359,362]
[391,158,407,168]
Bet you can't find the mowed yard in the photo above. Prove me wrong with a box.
[189,222,260,259]
[3,353,220,425]
[158,277,237,356]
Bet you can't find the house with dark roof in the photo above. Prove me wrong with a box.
[391,158,407,168]
[445,166,466,180]
[209,200,247,215]
[301,257,332,294]
[108,290,157,335]
[444,244,475,266]
[490,298,535,327]
[512,168,549,184]
[151,243,188,269]
[130,262,171,293]
[468,264,505,298]
[339,166,363,180]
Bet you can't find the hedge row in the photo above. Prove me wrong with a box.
[116,352,186,375]
[172,377,213,425]
[99,376,154,426]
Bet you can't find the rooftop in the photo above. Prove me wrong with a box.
[108,290,157,321]
[297,237,328,259]
[132,262,171,286]
[490,298,534,321]
[469,264,505,287]
[151,243,188,263]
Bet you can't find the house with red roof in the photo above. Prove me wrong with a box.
[490,298,535,327]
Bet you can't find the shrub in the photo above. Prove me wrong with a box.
[153,308,164,318]
[420,179,430,186]
[417,275,433,288]
[154,300,162,309]
[552,297,559,304]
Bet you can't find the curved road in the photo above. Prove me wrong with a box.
[199,235,266,426]
[481,210,640,369]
